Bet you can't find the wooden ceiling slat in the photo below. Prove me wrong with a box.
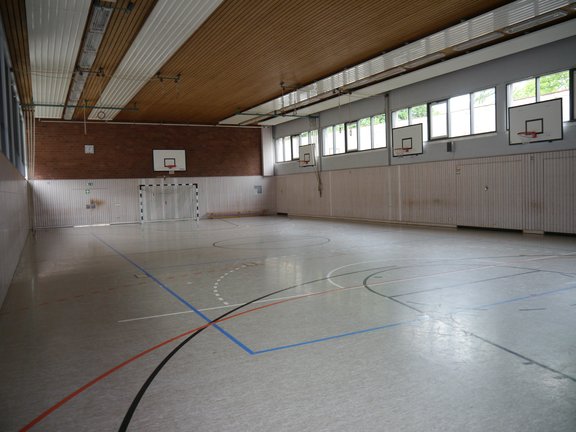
[0,0,33,105]
[4,0,524,124]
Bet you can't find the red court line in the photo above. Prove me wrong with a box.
[19,289,342,431]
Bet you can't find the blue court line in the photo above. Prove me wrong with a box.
[252,317,426,354]
[93,231,576,356]
[92,233,254,355]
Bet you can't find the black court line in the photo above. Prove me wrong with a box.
[362,270,576,384]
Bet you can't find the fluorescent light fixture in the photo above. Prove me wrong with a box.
[64,2,113,119]
[452,32,505,51]
[404,52,446,69]
[502,10,567,34]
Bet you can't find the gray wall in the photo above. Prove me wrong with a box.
[274,36,576,234]
[274,36,576,175]
[0,153,29,307]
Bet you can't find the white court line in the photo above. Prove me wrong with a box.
[325,254,575,289]
[117,292,321,323]
[119,253,576,323]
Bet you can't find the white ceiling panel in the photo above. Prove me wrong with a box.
[27,0,90,118]
[89,0,224,121]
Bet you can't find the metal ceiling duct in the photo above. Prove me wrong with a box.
[64,1,113,120]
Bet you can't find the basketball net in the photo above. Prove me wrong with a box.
[517,131,540,143]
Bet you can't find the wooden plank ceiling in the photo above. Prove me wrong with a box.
[113,0,515,124]
[1,0,531,124]
[0,0,32,106]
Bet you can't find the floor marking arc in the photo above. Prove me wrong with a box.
[92,233,253,355]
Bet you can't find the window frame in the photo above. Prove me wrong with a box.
[427,87,497,141]
[507,70,572,125]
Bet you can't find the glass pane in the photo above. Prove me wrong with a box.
[323,126,334,156]
[410,104,428,141]
[430,101,447,138]
[449,94,471,137]
[275,138,284,162]
[346,122,358,151]
[283,136,291,161]
[300,131,309,145]
[539,71,570,121]
[358,117,371,150]
[334,123,345,154]
[291,135,300,159]
[472,88,496,134]
[509,78,536,107]
[309,130,318,145]
[372,114,386,148]
[393,109,409,128]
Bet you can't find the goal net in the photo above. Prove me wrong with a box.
[139,183,199,223]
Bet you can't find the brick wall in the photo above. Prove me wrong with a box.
[34,121,262,179]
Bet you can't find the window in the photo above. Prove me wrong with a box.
[410,104,428,141]
[358,117,371,150]
[372,114,386,148]
[429,87,496,139]
[334,123,345,154]
[508,71,570,121]
[291,134,300,159]
[323,126,334,156]
[275,130,320,162]
[275,138,284,162]
[472,88,496,134]
[393,105,427,141]
[346,122,358,151]
[430,101,448,139]
[449,94,470,137]
[323,114,386,156]
[393,108,409,128]
[283,136,291,161]
[539,71,570,121]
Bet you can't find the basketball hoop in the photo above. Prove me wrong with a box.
[166,165,176,174]
[517,131,540,144]
[517,131,539,139]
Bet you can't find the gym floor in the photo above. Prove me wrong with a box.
[1,216,575,431]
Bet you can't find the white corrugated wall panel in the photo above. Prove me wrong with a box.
[330,167,398,221]
[27,0,90,118]
[204,176,276,216]
[276,150,575,233]
[90,0,224,120]
[0,154,29,306]
[33,179,140,228]
[398,161,457,225]
[456,156,524,229]
[542,150,576,234]
[32,176,276,228]
[522,153,545,232]
[276,172,331,217]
